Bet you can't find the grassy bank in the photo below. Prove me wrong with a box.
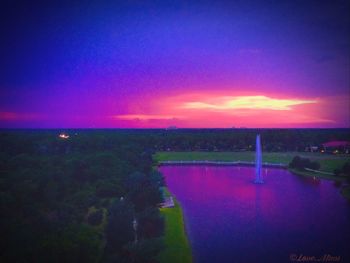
[288,168,346,182]
[155,151,349,173]
[288,169,350,200]
[158,189,192,263]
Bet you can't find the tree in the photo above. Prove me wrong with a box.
[124,238,164,263]
[87,210,103,226]
[40,224,102,263]
[137,207,164,239]
[105,200,134,254]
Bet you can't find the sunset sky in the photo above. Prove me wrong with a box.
[1,0,349,128]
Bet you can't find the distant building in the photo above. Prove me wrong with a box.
[322,141,350,154]
[305,146,319,152]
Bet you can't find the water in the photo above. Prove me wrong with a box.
[160,165,350,263]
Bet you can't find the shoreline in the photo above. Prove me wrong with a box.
[288,168,350,200]
[159,160,286,168]
[288,168,345,181]
[158,187,193,263]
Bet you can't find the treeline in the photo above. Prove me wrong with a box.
[149,128,349,152]
[1,128,349,154]
[0,131,164,263]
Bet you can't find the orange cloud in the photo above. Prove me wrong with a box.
[181,95,317,111]
[112,114,183,121]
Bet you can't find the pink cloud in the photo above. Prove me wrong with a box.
[111,92,347,128]
[0,111,43,121]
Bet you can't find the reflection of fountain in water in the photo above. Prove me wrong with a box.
[255,134,264,184]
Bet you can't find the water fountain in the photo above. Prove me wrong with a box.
[254,134,264,184]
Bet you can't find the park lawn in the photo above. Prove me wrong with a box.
[155,151,350,173]
[158,189,192,263]
[155,151,302,164]
[155,151,255,162]
[317,159,350,173]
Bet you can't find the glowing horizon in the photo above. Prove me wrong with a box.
[55,93,344,128]
[0,90,348,128]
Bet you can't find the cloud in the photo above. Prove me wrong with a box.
[181,95,317,111]
[0,111,43,121]
[112,114,183,121]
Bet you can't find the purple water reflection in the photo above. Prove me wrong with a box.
[160,165,350,263]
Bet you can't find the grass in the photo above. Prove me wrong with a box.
[158,188,192,263]
[155,151,255,162]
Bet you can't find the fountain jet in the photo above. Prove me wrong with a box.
[255,134,264,184]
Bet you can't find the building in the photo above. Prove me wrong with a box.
[322,141,350,154]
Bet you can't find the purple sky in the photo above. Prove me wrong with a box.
[1,0,349,128]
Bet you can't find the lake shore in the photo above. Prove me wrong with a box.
[158,188,192,263]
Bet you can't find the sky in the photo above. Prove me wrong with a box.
[0,0,349,128]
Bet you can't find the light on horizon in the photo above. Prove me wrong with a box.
[59,133,70,139]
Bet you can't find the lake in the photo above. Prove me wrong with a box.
[160,165,350,263]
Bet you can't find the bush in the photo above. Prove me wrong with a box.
[309,161,320,170]
[289,156,320,171]
[289,156,301,169]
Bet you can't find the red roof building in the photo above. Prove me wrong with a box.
[322,141,350,148]
[322,141,350,154]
